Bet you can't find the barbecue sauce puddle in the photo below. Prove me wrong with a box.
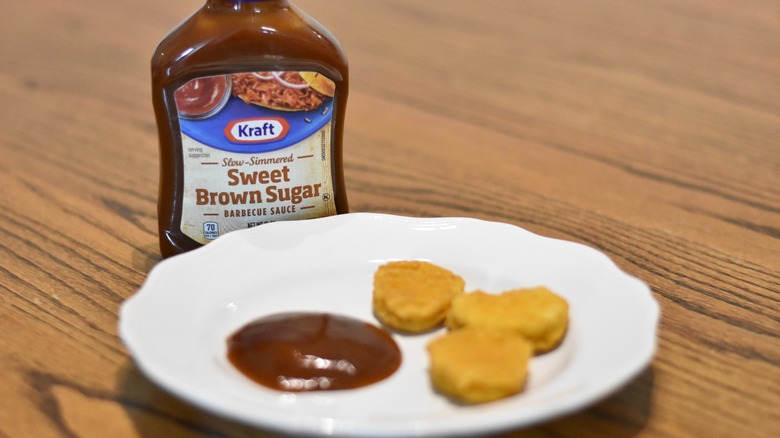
[227,312,401,391]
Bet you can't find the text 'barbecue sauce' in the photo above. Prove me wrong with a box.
[152,0,349,257]
[227,313,402,391]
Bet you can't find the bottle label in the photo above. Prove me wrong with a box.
[174,71,337,244]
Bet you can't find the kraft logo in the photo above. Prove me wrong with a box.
[224,118,290,143]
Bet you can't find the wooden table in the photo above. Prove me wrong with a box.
[2,0,778,436]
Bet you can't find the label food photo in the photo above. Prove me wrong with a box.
[173,71,338,244]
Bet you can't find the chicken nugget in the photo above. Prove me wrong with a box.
[427,328,532,403]
[373,261,465,332]
[446,287,569,353]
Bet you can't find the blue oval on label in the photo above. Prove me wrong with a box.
[180,96,333,153]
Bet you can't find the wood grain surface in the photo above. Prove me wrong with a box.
[1,0,778,437]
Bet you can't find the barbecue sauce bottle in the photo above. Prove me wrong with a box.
[152,0,348,257]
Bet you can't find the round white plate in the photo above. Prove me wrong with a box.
[119,213,659,437]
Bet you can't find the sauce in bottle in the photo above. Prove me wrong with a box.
[152,0,349,257]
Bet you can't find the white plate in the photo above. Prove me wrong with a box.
[120,213,659,437]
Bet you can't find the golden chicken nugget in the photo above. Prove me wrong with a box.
[373,261,465,332]
[427,328,533,403]
[446,287,569,353]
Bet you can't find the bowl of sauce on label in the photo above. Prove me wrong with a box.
[174,75,232,120]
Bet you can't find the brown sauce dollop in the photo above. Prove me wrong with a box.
[227,312,401,392]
